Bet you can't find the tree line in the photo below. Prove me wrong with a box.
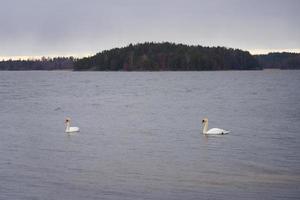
[1,43,300,71]
[0,57,75,70]
[255,52,300,69]
[74,42,261,71]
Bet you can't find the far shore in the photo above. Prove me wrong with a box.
[2,68,300,72]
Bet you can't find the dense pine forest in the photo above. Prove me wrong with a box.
[255,52,300,69]
[74,42,261,71]
[1,43,300,71]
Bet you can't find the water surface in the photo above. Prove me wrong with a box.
[0,71,299,199]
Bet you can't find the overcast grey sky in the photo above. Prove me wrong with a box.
[0,0,299,59]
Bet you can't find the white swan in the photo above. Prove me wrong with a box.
[202,118,229,135]
[65,118,80,133]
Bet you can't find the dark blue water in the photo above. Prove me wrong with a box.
[0,71,299,200]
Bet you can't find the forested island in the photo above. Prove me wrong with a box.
[1,42,300,70]
[74,42,261,71]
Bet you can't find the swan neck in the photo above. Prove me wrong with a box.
[65,122,70,131]
[203,121,208,134]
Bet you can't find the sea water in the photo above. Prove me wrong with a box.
[0,70,299,199]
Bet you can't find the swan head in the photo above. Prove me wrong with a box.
[202,118,208,124]
[65,118,71,123]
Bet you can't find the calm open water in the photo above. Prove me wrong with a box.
[0,71,299,200]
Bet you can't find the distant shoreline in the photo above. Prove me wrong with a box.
[1,43,300,71]
[2,69,300,72]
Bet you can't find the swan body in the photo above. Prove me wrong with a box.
[65,118,79,133]
[202,118,229,135]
